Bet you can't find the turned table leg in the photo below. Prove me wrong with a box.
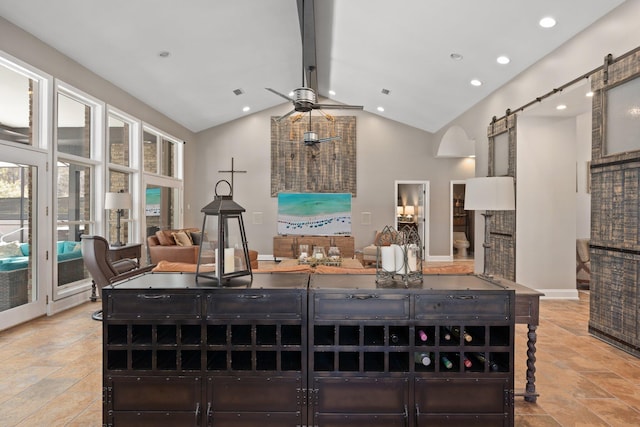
[524,324,538,402]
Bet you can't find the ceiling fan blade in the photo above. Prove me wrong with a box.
[274,108,298,122]
[313,103,364,110]
[316,136,341,143]
[266,88,294,102]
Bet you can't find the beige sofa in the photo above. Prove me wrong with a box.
[147,228,258,269]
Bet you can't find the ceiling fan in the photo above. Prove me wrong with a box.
[266,0,363,123]
[290,111,340,148]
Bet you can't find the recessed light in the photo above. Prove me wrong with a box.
[539,17,556,28]
[586,91,594,97]
[158,51,170,58]
[288,91,294,97]
[470,79,482,87]
[377,106,385,112]
[450,53,463,61]
[242,106,250,112]
[556,104,567,110]
[497,56,510,65]
[328,90,336,96]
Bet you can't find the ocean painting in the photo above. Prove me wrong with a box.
[277,193,352,236]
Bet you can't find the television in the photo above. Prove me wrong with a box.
[277,193,351,236]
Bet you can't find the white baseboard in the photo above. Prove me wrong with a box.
[427,255,454,262]
[537,288,580,300]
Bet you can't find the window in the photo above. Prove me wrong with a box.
[161,137,179,177]
[143,127,182,178]
[604,76,640,156]
[57,92,92,158]
[108,114,131,166]
[0,58,44,146]
[143,130,158,173]
[56,161,92,239]
[107,170,131,244]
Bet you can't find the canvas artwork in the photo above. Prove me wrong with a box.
[277,193,351,236]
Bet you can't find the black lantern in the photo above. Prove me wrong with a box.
[195,180,253,283]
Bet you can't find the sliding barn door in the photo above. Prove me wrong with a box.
[589,50,640,357]
[486,115,517,281]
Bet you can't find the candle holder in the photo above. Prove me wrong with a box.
[375,224,423,287]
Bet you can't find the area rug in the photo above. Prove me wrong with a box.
[153,259,474,275]
[253,260,474,275]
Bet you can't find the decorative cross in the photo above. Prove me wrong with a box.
[218,157,247,197]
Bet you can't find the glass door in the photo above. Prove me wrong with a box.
[0,146,48,329]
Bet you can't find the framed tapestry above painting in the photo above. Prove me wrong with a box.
[270,115,356,196]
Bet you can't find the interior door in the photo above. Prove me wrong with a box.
[0,145,48,329]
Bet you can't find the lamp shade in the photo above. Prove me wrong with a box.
[464,177,515,211]
[104,192,132,210]
[396,206,403,216]
[404,205,415,216]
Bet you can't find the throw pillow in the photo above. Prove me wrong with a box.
[188,231,202,246]
[0,241,23,258]
[155,230,175,246]
[172,230,193,247]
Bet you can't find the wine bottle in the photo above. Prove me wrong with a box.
[441,355,453,369]
[417,329,428,342]
[414,352,432,366]
[441,327,452,341]
[462,354,473,368]
[473,353,499,371]
[390,333,400,344]
[451,326,473,343]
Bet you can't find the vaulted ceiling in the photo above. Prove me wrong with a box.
[0,0,627,133]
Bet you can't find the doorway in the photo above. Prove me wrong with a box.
[394,181,429,259]
[450,180,474,260]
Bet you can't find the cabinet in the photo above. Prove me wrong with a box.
[103,273,515,426]
[273,235,354,260]
[102,273,308,427]
[308,274,515,426]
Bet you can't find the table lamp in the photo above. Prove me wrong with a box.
[104,191,132,247]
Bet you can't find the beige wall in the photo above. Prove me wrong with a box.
[188,104,475,257]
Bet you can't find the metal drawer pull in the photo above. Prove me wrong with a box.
[194,402,200,426]
[137,294,170,299]
[239,294,266,299]
[448,295,477,300]
[347,294,378,300]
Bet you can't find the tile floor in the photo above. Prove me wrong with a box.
[0,289,639,426]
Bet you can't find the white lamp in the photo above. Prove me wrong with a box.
[396,206,404,217]
[105,191,132,247]
[464,177,515,276]
[404,205,415,220]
